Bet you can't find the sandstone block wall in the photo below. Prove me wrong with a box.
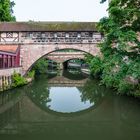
[0,67,22,76]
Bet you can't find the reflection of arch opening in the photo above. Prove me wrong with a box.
[26,76,105,117]
[63,58,85,70]
[24,47,95,75]
[62,68,88,80]
[27,93,102,117]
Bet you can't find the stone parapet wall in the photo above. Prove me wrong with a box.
[0,67,22,76]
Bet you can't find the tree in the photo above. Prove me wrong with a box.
[32,58,48,74]
[86,0,140,96]
[0,0,16,21]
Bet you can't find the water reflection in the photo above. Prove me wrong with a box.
[47,87,93,113]
[0,70,140,139]
[27,70,106,114]
[63,69,87,80]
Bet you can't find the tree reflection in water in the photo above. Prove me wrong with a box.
[78,78,108,104]
[27,75,51,108]
[27,70,109,113]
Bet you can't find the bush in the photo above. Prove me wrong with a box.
[85,52,140,96]
[117,80,134,94]
[27,70,35,78]
[33,59,48,74]
[85,54,103,77]
[96,0,140,97]
[12,72,27,88]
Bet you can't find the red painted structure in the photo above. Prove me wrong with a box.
[0,45,20,69]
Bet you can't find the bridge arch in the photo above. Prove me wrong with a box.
[21,44,100,75]
[46,49,86,63]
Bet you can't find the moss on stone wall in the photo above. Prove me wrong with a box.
[0,22,98,31]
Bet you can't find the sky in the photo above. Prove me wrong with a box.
[13,0,108,22]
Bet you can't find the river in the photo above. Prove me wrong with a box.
[0,70,140,140]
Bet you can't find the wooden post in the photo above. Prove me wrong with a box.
[0,76,2,91]
[8,55,10,68]
[12,56,15,67]
[3,54,5,68]
[0,55,2,68]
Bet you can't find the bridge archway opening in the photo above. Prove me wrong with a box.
[63,58,85,70]
[46,59,58,69]
[46,48,90,70]
[25,48,92,75]
[26,56,58,76]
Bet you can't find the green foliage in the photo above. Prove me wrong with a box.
[0,0,16,21]
[85,54,103,77]
[88,0,140,96]
[33,58,48,74]
[27,70,35,78]
[26,75,51,106]
[117,80,134,94]
[12,72,27,88]
[79,79,108,104]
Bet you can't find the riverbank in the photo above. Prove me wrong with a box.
[0,71,35,92]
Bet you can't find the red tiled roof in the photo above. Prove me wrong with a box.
[0,22,98,32]
[0,45,19,54]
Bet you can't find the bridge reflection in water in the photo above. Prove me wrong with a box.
[0,70,140,140]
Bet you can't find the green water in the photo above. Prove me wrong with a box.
[0,70,140,140]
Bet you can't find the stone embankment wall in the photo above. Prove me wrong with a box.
[0,76,12,91]
[0,67,22,76]
[0,67,22,92]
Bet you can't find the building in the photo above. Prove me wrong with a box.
[0,45,20,69]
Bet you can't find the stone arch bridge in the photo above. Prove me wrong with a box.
[0,22,102,75]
